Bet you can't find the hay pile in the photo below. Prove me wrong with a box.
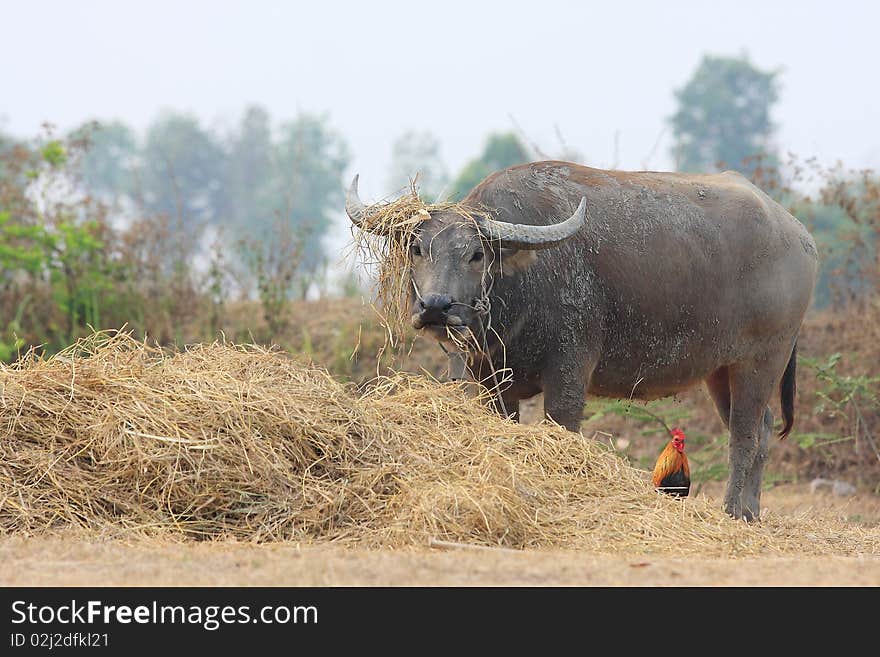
[1,332,877,556]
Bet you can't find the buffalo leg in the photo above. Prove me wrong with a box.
[705,367,731,428]
[542,357,592,433]
[725,356,787,520]
[742,407,773,521]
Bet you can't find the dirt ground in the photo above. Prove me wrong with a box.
[2,482,878,587]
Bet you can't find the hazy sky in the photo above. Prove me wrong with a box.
[2,0,878,254]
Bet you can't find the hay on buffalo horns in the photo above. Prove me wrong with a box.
[348,184,492,350]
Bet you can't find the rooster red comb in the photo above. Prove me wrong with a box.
[671,428,686,441]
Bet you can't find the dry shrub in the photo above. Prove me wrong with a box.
[0,331,877,556]
[221,297,447,383]
[780,299,880,480]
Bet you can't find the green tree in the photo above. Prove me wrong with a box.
[0,135,39,223]
[140,111,226,230]
[45,219,114,342]
[0,130,17,157]
[0,129,123,351]
[447,133,531,201]
[670,54,779,173]
[386,130,449,202]
[70,120,139,199]
[222,105,276,232]
[271,113,349,263]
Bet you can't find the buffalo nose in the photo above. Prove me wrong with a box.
[418,294,453,324]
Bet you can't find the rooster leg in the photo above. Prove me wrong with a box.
[742,407,773,521]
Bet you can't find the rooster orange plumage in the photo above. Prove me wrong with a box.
[652,428,690,497]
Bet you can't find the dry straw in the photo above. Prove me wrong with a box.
[1,330,877,556]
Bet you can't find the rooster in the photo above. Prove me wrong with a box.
[652,428,690,497]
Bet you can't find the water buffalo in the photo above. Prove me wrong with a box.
[346,161,818,520]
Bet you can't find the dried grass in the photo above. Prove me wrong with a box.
[0,331,877,556]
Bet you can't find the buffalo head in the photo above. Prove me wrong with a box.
[346,175,586,342]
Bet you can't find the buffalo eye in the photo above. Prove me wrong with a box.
[412,244,422,257]
[470,250,484,263]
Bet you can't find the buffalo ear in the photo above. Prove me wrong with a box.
[490,248,538,275]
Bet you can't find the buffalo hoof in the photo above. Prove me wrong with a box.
[742,496,761,522]
[723,496,761,522]
[723,495,743,521]
[742,507,760,522]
